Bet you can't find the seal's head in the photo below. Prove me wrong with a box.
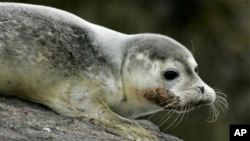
[121,34,219,118]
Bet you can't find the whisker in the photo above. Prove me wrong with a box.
[212,104,218,122]
[205,106,214,122]
[215,100,227,113]
[163,110,181,131]
[147,97,178,120]
[184,104,191,121]
[206,104,217,123]
[159,111,174,129]
[162,103,190,131]
[147,98,179,123]
[173,105,188,128]
[211,104,219,122]
[158,106,177,128]
[209,106,215,122]
[159,103,180,128]
[147,111,158,120]
[215,96,228,110]
[214,89,227,97]
[162,115,177,130]
[159,109,173,123]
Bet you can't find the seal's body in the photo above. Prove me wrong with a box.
[0,3,227,141]
[0,2,128,117]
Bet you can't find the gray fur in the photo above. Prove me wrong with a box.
[124,34,191,61]
[0,3,117,80]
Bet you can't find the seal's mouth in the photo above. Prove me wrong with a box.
[164,100,213,113]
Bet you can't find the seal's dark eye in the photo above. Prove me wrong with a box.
[163,70,179,81]
[194,67,198,74]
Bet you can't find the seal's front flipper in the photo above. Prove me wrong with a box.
[72,98,159,141]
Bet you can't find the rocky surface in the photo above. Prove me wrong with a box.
[0,96,182,141]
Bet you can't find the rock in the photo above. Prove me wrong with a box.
[0,96,182,141]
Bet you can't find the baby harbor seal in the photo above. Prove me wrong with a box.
[0,3,228,141]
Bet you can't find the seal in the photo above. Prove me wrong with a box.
[0,3,228,141]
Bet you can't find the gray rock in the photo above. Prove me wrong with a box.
[0,96,182,141]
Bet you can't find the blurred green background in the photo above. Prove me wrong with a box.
[1,0,249,141]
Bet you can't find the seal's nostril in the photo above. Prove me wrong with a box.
[198,86,205,94]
